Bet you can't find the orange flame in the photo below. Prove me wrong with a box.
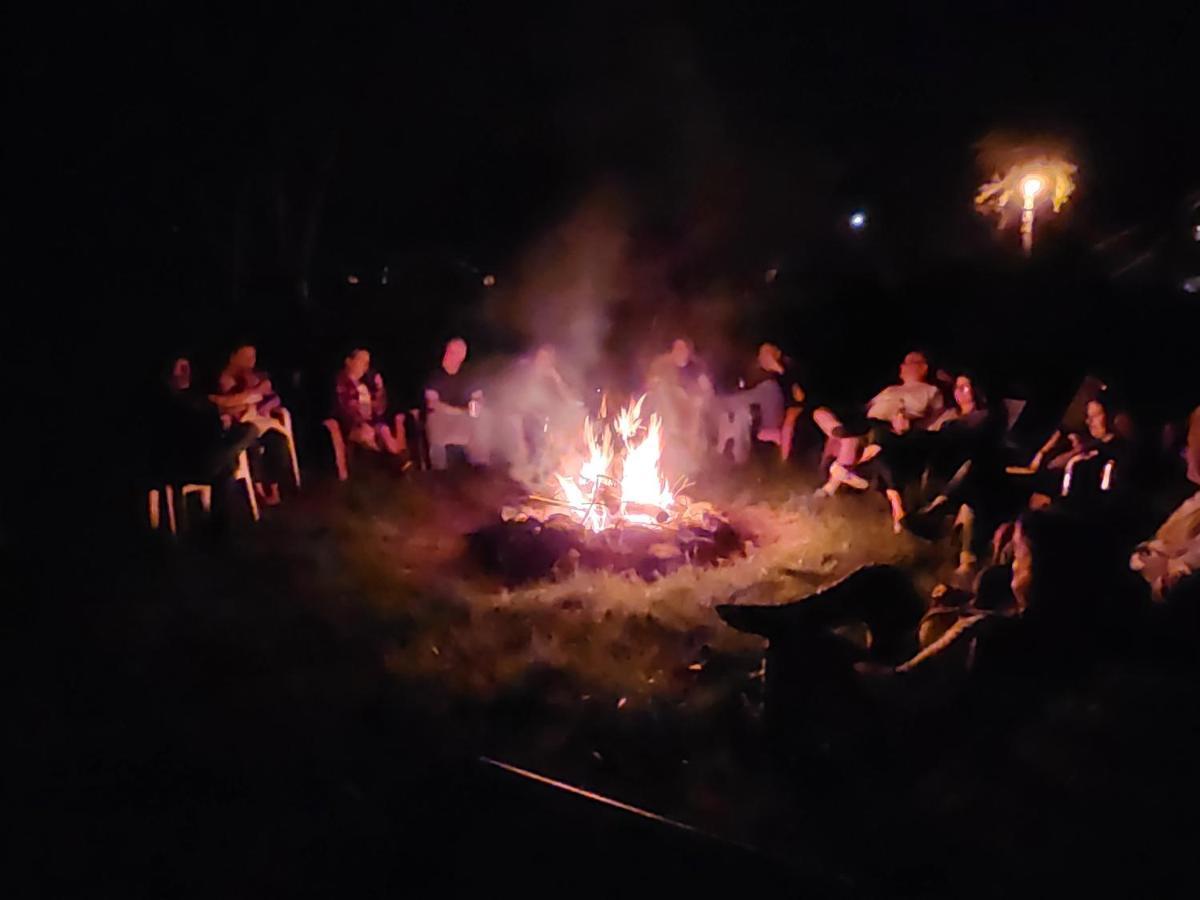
[554,394,675,532]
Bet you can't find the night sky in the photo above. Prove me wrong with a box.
[12,2,1200,390]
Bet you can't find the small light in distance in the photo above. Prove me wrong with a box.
[482,274,496,287]
[1192,224,1200,242]
[849,211,867,230]
[346,274,359,285]
[764,267,778,284]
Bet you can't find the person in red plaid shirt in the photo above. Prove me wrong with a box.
[334,348,404,455]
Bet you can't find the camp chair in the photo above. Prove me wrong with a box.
[1061,451,1116,497]
[322,413,407,481]
[274,407,301,489]
[147,449,259,536]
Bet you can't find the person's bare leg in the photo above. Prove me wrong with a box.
[885,488,905,534]
[955,503,977,573]
[780,406,802,462]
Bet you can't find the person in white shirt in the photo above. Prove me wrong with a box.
[866,351,944,429]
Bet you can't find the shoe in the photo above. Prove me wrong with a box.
[830,463,868,491]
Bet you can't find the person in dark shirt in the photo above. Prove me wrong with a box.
[907,374,1009,572]
[423,337,487,469]
[1057,398,1132,506]
[211,342,291,504]
[710,342,804,464]
[156,357,258,521]
[742,342,808,460]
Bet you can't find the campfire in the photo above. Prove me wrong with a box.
[472,394,745,583]
[549,394,678,531]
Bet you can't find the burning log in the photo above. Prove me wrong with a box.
[469,514,744,584]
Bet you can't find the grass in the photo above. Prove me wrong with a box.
[205,458,956,861]
[324,460,937,704]
[32,456,1198,895]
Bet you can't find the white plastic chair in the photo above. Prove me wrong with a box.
[323,413,407,482]
[147,449,259,535]
[275,407,302,489]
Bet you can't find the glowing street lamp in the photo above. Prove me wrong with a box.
[976,155,1076,256]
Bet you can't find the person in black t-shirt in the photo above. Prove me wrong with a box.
[423,337,487,469]
[154,356,259,525]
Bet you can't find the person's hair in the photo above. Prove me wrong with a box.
[955,371,989,410]
[228,340,257,362]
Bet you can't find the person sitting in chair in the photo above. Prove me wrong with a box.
[157,355,259,524]
[212,342,290,505]
[334,348,403,455]
[738,342,807,461]
[424,337,487,470]
[813,405,922,533]
[866,350,945,430]
[909,374,1009,573]
[1056,397,1131,506]
[1131,406,1200,601]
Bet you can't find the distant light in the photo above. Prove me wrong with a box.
[482,274,496,287]
[1021,176,1044,201]
[764,267,779,283]
[1184,276,1200,294]
[1192,224,1200,242]
[849,211,867,230]
[346,274,359,285]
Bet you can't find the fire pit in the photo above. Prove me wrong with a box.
[470,394,746,583]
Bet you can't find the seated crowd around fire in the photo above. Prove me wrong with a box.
[152,335,1200,612]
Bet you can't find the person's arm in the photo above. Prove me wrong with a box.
[1029,429,1063,469]
[1186,405,1200,486]
[548,367,575,404]
[253,372,281,414]
[209,389,262,412]
[372,374,389,419]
